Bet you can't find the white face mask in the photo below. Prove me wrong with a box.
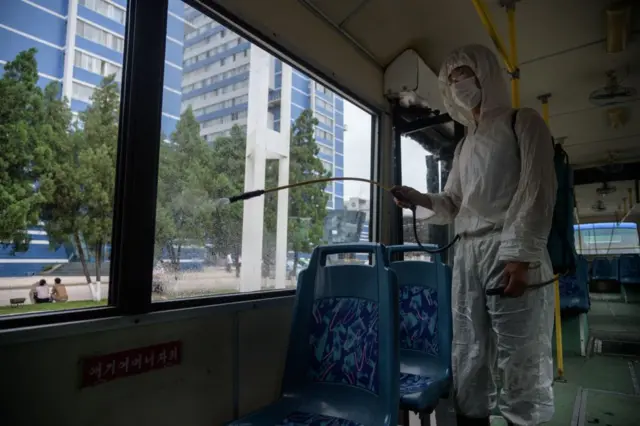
[451,78,481,110]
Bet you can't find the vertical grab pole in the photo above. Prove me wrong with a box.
[506,4,520,108]
[538,93,564,380]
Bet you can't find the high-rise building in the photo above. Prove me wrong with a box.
[345,197,371,243]
[181,6,346,210]
[0,0,183,276]
[0,0,183,134]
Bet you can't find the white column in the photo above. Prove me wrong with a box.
[62,0,78,104]
[240,46,270,292]
[274,65,293,288]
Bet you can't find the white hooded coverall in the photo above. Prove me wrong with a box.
[429,45,557,425]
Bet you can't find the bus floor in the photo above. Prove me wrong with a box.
[418,299,640,426]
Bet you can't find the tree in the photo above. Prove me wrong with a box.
[155,107,217,279]
[75,75,119,300]
[0,48,51,252]
[206,125,252,260]
[282,109,330,277]
[38,83,96,287]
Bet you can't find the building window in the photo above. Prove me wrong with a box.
[315,129,334,142]
[314,112,334,127]
[316,97,334,113]
[321,159,334,174]
[79,0,126,25]
[318,145,334,157]
[74,50,122,81]
[77,20,125,53]
[72,82,95,103]
[182,64,250,95]
[316,83,334,100]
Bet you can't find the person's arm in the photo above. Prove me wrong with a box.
[498,108,557,263]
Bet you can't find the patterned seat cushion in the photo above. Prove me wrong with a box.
[308,297,380,394]
[277,411,364,426]
[399,373,434,395]
[399,285,438,355]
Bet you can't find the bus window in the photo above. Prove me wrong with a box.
[574,222,640,256]
[151,3,374,300]
[0,6,128,316]
[400,137,430,245]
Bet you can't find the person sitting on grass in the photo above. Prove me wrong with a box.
[33,279,51,304]
[51,277,68,303]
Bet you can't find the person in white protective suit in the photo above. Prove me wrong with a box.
[392,44,557,426]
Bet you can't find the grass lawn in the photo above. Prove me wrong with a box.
[0,300,107,316]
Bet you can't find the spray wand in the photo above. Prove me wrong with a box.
[216,177,557,297]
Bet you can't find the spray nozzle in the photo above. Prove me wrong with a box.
[213,198,231,209]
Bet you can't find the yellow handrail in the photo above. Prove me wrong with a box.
[538,93,565,380]
[470,0,520,107]
[471,0,515,72]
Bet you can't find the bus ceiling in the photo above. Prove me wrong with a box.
[200,0,638,208]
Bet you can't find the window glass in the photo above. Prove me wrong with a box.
[152,3,373,300]
[400,137,432,248]
[77,20,125,53]
[0,1,129,315]
[574,223,640,255]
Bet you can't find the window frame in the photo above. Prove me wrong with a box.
[0,0,383,331]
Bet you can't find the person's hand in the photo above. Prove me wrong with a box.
[502,262,529,297]
[391,185,430,209]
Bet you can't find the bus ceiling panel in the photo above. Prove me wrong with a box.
[333,0,489,70]
[569,143,640,172]
[574,163,640,186]
[549,105,640,168]
[517,43,640,115]
[196,0,387,112]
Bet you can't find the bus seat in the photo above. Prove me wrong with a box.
[559,255,590,314]
[619,254,640,285]
[226,243,399,426]
[590,256,619,282]
[387,244,452,416]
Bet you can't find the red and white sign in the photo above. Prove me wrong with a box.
[80,340,182,388]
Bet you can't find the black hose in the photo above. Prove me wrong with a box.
[406,205,558,297]
[409,206,460,254]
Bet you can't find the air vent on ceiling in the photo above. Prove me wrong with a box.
[596,181,616,195]
[589,70,638,107]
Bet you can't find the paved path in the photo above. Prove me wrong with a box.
[0,266,294,307]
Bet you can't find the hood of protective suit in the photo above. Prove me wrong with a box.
[438,44,511,127]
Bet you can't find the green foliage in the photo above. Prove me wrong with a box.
[76,75,120,279]
[156,107,212,267]
[40,75,120,286]
[264,109,330,273]
[0,48,51,251]
[207,125,254,257]
[287,110,331,258]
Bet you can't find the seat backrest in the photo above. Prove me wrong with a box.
[386,245,452,370]
[619,254,640,283]
[591,256,614,280]
[559,255,590,313]
[282,243,399,420]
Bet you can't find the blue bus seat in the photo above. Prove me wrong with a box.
[619,254,640,285]
[590,256,619,282]
[559,255,590,314]
[226,243,399,426]
[386,244,453,415]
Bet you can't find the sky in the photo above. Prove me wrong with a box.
[342,101,430,200]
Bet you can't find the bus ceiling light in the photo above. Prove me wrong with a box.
[606,2,632,54]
